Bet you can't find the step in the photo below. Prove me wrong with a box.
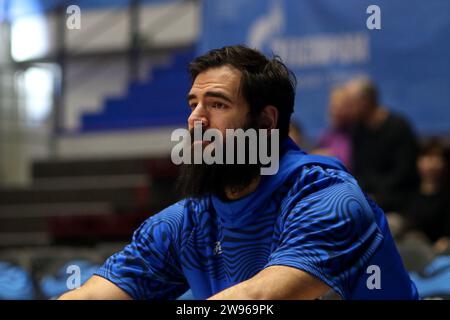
[32,174,150,190]
[0,232,51,247]
[0,186,147,205]
[0,202,113,219]
[32,158,150,179]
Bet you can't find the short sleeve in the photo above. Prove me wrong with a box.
[266,167,384,299]
[95,201,189,300]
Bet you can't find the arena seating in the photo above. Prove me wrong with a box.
[81,50,194,132]
[0,156,179,247]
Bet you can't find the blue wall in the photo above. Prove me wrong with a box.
[199,0,450,138]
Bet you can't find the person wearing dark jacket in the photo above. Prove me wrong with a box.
[345,78,419,212]
[406,139,450,247]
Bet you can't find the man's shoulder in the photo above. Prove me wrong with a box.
[281,164,381,238]
[385,112,415,132]
[145,198,211,228]
[294,158,356,188]
[153,199,187,219]
[283,161,362,206]
[137,200,188,234]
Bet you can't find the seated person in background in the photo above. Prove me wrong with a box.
[312,86,355,170]
[346,77,419,212]
[404,138,450,253]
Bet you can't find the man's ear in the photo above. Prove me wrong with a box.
[261,105,278,130]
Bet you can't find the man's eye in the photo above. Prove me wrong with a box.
[189,103,197,110]
[212,102,226,109]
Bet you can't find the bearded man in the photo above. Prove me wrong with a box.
[59,45,418,300]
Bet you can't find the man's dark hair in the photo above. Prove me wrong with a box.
[419,137,446,158]
[189,45,296,140]
[358,78,379,107]
[419,137,450,187]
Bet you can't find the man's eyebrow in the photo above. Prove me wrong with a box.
[187,91,233,103]
[187,93,197,102]
[204,91,233,103]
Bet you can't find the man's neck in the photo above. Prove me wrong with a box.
[225,176,261,201]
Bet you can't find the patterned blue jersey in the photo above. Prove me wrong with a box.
[95,138,418,300]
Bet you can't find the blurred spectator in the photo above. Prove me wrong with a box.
[403,138,450,249]
[346,77,419,212]
[312,86,355,170]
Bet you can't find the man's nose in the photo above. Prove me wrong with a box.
[188,104,209,129]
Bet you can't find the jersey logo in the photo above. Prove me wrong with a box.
[213,241,223,255]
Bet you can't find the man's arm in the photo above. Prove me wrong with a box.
[58,275,132,300]
[208,266,331,300]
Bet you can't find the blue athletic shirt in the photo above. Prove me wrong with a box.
[95,138,418,300]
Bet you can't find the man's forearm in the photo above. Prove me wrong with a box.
[208,279,260,300]
[208,266,330,300]
[59,289,90,300]
[57,275,132,300]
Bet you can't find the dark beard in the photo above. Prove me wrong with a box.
[176,116,267,201]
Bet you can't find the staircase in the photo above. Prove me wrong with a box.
[1,49,195,247]
[0,156,180,247]
[80,50,194,132]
